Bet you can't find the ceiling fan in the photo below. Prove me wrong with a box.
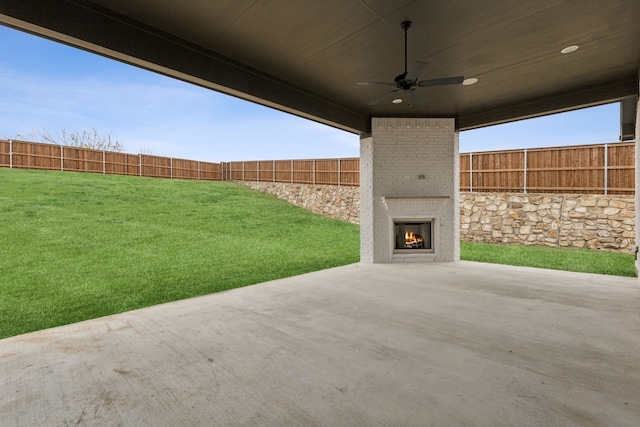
[358,20,465,106]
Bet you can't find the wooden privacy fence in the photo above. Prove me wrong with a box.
[460,142,635,195]
[0,139,635,194]
[224,158,360,186]
[0,140,224,181]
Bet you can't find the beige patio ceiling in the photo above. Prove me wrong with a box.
[1,0,638,134]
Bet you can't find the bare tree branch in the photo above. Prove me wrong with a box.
[16,127,125,152]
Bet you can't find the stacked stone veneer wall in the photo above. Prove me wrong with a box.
[241,181,635,254]
[460,193,635,253]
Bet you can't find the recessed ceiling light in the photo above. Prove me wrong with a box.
[561,45,579,54]
[392,98,403,104]
[462,78,478,85]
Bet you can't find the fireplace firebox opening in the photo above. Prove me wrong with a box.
[394,220,433,253]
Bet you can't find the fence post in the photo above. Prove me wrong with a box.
[139,154,142,177]
[273,160,275,182]
[290,159,293,183]
[469,152,472,192]
[257,161,260,182]
[242,161,245,181]
[9,139,12,168]
[60,145,64,171]
[102,150,106,174]
[313,159,316,185]
[523,148,527,193]
[338,158,341,186]
[604,144,608,195]
[170,158,173,179]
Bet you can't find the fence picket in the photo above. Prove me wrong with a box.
[469,152,472,192]
[523,149,527,194]
[604,144,608,195]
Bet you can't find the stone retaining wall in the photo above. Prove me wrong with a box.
[241,182,635,253]
[460,193,635,253]
[242,182,360,225]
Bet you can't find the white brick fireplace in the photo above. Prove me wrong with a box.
[360,118,460,263]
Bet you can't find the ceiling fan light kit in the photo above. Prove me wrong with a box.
[360,20,468,106]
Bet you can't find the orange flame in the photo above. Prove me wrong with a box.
[405,231,424,245]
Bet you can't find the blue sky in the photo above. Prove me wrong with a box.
[0,25,621,162]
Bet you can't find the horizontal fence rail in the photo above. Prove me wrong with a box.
[0,139,635,194]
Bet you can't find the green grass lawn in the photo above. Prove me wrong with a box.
[1,168,635,339]
[461,241,636,277]
[0,168,360,338]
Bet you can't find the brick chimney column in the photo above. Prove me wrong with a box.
[359,117,459,263]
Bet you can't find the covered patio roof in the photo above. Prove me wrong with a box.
[0,0,638,134]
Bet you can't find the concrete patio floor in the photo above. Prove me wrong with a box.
[1,261,639,426]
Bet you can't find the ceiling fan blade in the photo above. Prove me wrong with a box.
[405,61,428,81]
[409,90,427,105]
[367,89,400,106]
[418,76,465,87]
[357,81,396,87]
